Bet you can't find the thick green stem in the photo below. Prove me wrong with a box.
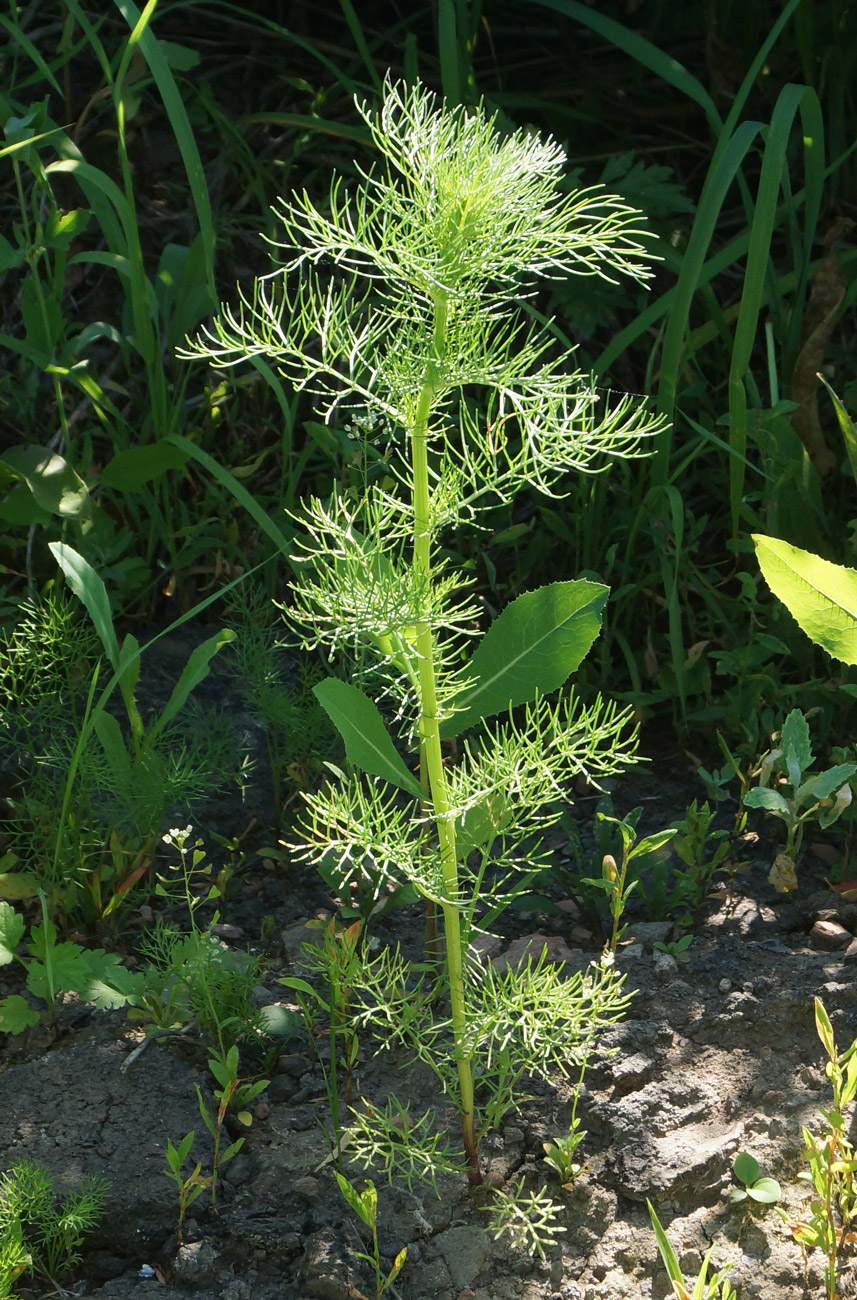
[411,293,480,1183]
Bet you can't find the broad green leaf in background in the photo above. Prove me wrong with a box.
[753,533,857,665]
[0,865,38,900]
[99,441,189,491]
[455,791,514,858]
[313,679,422,798]
[1,446,90,518]
[441,580,608,739]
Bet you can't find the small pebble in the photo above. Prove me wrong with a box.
[719,977,731,992]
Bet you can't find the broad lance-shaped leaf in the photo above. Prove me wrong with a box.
[314,679,422,798]
[50,542,120,670]
[440,580,608,739]
[147,628,236,742]
[753,534,857,665]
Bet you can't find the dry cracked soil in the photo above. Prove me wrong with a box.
[2,634,856,1300]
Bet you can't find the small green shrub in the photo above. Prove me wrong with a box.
[0,1158,108,1295]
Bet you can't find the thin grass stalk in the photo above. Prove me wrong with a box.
[726,84,824,537]
[166,433,295,558]
[438,0,462,104]
[337,0,383,92]
[535,0,722,132]
[113,0,216,299]
[595,140,857,388]
[541,0,806,495]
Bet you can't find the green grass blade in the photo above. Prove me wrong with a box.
[165,433,294,558]
[147,628,236,742]
[595,146,854,380]
[647,1200,685,1290]
[52,558,266,894]
[818,374,857,485]
[438,0,461,103]
[0,14,63,94]
[682,415,772,482]
[236,112,372,146]
[61,0,114,85]
[337,0,382,91]
[112,0,216,304]
[647,486,687,724]
[0,128,66,163]
[47,156,156,369]
[196,0,359,93]
[784,88,826,368]
[657,118,761,429]
[728,84,823,536]
[534,0,720,131]
[47,150,126,253]
[717,0,804,155]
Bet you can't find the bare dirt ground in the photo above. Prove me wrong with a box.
[2,638,855,1300]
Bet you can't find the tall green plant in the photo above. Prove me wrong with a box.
[0,0,223,596]
[523,0,843,728]
[185,78,664,1192]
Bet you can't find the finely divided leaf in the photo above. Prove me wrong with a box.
[441,581,608,739]
[753,534,857,665]
[314,679,421,798]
